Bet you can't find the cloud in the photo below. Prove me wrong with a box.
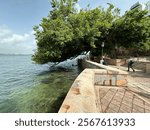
[0,25,12,38]
[0,25,36,54]
[1,33,30,44]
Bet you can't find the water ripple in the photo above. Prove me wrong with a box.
[0,55,79,112]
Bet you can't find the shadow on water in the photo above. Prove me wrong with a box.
[47,92,67,113]
[37,65,74,76]
[39,65,80,85]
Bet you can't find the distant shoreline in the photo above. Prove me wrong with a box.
[0,53,32,56]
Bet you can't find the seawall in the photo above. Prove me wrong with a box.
[58,60,128,113]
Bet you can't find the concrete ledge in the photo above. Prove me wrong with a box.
[83,60,128,75]
[58,69,98,113]
[58,60,150,113]
[59,60,128,113]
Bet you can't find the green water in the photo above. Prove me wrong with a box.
[12,72,77,113]
[0,55,79,113]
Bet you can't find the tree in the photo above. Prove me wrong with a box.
[90,3,120,57]
[32,1,150,64]
[32,0,116,64]
[32,0,78,64]
[108,8,150,57]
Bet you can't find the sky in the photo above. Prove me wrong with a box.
[0,0,149,54]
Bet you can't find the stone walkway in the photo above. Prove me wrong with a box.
[95,86,150,113]
[110,65,150,102]
[58,64,150,113]
[94,65,150,113]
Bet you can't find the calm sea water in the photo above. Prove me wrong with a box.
[0,55,79,113]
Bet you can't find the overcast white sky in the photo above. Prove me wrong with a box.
[0,0,149,54]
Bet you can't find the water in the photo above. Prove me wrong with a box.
[0,55,79,113]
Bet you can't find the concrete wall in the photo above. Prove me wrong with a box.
[82,59,128,74]
[100,58,150,72]
[105,58,127,66]
[81,59,103,69]
[146,63,150,73]
[133,62,147,72]
[58,69,98,113]
[59,60,128,113]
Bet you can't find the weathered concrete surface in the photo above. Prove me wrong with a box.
[82,60,128,74]
[58,60,150,113]
[59,68,150,113]
[94,69,128,87]
[109,64,150,104]
[95,86,150,113]
[104,58,126,66]
[59,69,98,113]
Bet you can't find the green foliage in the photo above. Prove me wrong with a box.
[112,9,149,47]
[32,0,150,64]
[105,8,150,58]
[33,0,77,64]
[32,0,116,63]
